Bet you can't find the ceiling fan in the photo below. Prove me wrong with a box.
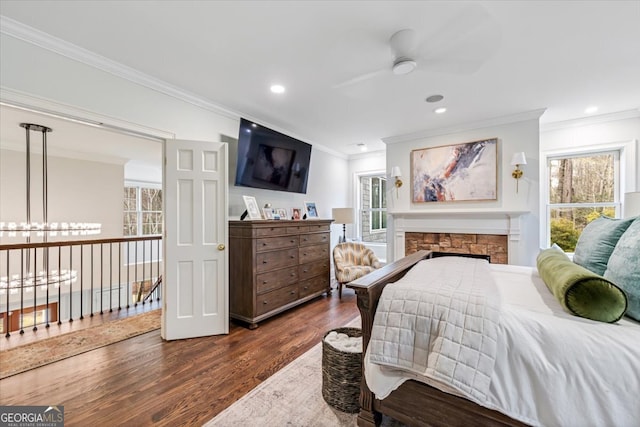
[333,4,501,90]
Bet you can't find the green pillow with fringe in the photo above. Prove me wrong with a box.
[537,248,627,323]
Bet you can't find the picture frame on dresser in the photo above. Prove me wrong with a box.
[242,195,262,220]
[304,201,318,218]
[291,207,303,220]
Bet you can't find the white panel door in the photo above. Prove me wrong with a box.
[162,139,228,340]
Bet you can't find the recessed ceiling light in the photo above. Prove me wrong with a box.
[426,94,444,103]
[585,106,598,114]
[357,143,368,152]
[434,107,447,114]
[270,84,285,94]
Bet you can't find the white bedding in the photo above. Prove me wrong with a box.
[369,257,501,401]
[365,263,640,427]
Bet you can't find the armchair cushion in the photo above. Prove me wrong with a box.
[333,242,381,284]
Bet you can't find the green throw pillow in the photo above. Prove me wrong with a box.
[573,216,635,276]
[537,248,627,323]
[604,218,640,321]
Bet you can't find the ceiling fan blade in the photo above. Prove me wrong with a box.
[416,3,501,74]
[332,68,388,89]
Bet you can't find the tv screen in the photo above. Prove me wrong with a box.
[234,118,312,194]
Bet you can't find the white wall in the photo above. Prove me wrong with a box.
[539,114,639,247]
[540,114,639,191]
[0,149,123,239]
[384,115,541,266]
[0,32,350,243]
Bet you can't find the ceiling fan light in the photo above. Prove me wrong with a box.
[392,59,417,75]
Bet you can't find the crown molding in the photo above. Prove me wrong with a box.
[1,17,343,156]
[383,109,547,145]
[0,16,239,120]
[539,109,640,132]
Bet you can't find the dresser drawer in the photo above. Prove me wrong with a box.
[308,223,330,233]
[256,235,299,252]
[299,276,328,298]
[299,232,329,246]
[256,226,286,237]
[257,267,298,294]
[299,259,329,281]
[256,248,298,273]
[299,244,330,264]
[256,284,298,315]
[286,226,303,234]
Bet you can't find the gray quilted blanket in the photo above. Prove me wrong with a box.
[369,256,502,402]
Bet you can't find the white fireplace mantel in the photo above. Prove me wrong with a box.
[389,209,531,264]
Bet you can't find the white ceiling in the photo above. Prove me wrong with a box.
[1,0,639,158]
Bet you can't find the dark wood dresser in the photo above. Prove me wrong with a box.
[229,219,333,328]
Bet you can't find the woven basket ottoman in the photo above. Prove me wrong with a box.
[321,327,363,413]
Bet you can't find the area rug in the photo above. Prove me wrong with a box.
[0,309,161,379]
[205,317,404,427]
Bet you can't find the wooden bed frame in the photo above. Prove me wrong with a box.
[346,250,528,427]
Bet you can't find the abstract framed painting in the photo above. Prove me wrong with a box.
[411,138,497,202]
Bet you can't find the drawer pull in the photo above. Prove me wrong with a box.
[263,301,268,304]
[263,260,268,264]
[290,291,295,295]
[291,273,296,276]
[303,269,308,273]
[262,242,267,246]
[290,240,295,243]
[303,286,309,290]
[290,255,295,259]
[263,280,268,284]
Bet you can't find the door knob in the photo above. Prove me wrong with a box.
[217,244,226,251]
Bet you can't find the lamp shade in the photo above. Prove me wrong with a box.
[390,166,402,177]
[510,152,527,166]
[624,192,640,218]
[332,208,354,224]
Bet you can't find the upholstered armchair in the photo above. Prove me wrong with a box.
[332,242,382,298]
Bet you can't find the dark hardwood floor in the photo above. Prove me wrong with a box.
[0,288,360,426]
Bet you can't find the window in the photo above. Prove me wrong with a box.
[547,150,620,251]
[359,174,387,243]
[123,184,163,236]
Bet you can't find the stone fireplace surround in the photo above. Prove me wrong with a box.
[390,210,529,265]
[406,232,508,264]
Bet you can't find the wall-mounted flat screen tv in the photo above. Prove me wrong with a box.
[234,118,312,194]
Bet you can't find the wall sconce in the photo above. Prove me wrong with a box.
[510,152,527,193]
[391,166,403,197]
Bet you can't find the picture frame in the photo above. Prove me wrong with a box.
[276,208,287,219]
[242,195,262,220]
[262,207,274,219]
[291,207,303,221]
[411,138,497,203]
[304,201,318,218]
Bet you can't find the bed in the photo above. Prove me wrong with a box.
[346,250,640,427]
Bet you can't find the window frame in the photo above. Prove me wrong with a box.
[542,145,625,251]
[368,176,387,234]
[355,170,388,243]
[124,181,163,237]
